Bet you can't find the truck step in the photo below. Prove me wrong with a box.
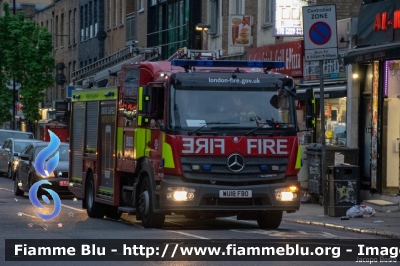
[122,186,134,191]
[118,206,136,214]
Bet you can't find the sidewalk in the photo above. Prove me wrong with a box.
[283,202,400,239]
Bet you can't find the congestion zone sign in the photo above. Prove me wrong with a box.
[309,22,331,45]
[302,4,337,61]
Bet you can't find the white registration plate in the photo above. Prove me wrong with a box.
[59,180,69,186]
[219,190,252,198]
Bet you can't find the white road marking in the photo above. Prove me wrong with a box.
[169,230,210,239]
[20,213,38,219]
[61,204,85,212]
[222,217,257,224]
[320,232,342,238]
[0,187,14,192]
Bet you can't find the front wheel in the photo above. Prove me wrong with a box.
[256,210,283,229]
[7,165,13,179]
[138,176,165,228]
[85,173,104,218]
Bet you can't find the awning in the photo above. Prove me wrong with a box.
[296,86,347,100]
[344,42,400,65]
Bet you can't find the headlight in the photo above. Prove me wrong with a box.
[275,186,298,201]
[38,171,55,178]
[166,187,196,201]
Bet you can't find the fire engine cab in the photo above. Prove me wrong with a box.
[68,48,314,229]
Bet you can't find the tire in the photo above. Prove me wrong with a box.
[85,173,104,218]
[138,176,165,228]
[105,206,122,220]
[7,165,13,179]
[14,176,24,196]
[256,210,283,229]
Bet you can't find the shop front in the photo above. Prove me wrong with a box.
[344,0,400,195]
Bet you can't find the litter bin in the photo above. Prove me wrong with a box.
[305,143,358,204]
[326,164,360,217]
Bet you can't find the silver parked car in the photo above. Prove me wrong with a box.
[0,130,34,149]
[0,138,43,179]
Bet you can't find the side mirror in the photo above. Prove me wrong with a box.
[138,86,151,113]
[305,88,315,117]
[270,95,279,109]
[20,154,30,161]
[305,88,316,129]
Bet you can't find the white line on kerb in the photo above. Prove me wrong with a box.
[61,204,85,212]
[0,187,14,192]
[170,230,210,239]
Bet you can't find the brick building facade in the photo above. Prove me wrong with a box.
[34,0,80,107]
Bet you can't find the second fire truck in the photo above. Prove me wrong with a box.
[68,49,315,229]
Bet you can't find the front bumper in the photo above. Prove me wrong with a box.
[36,177,71,195]
[159,177,300,212]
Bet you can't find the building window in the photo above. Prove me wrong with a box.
[139,0,145,12]
[115,0,118,27]
[73,9,77,44]
[85,4,88,40]
[235,0,243,14]
[150,0,157,6]
[80,6,84,41]
[68,11,72,45]
[121,0,125,25]
[89,1,93,38]
[209,0,219,35]
[60,13,64,47]
[109,0,112,29]
[55,15,59,47]
[93,1,98,35]
[264,0,273,25]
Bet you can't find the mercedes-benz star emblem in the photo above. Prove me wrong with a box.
[227,153,245,172]
[58,171,63,177]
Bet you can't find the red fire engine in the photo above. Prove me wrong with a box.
[69,49,314,229]
[39,121,69,142]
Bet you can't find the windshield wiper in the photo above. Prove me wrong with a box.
[188,122,240,136]
[245,117,291,136]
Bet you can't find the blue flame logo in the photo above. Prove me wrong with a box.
[29,130,62,221]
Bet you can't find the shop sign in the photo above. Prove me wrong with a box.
[246,40,303,77]
[303,51,346,81]
[356,0,400,46]
[274,0,308,37]
[229,15,253,46]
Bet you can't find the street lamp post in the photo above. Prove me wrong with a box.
[12,0,16,130]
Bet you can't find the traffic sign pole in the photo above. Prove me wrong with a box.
[304,3,335,215]
[319,59,327,215]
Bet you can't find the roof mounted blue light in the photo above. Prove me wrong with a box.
[171,59,284,69]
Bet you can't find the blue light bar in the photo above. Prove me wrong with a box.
[171,59,284,69]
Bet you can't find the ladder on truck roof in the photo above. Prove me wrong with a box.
[167,47,223,61]
[71,46,161,86]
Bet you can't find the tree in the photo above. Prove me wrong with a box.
[0,2,54,130]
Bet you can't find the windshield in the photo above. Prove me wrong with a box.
[35,145,69,161]
[14,141,32,153]
[169,86,295,130]
[0,132,33,144]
